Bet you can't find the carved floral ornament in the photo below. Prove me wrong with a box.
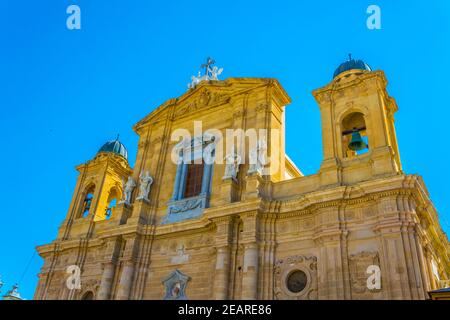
[173,89,229,118]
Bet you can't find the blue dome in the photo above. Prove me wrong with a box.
[333,56,372,78]
[98,138,128,160]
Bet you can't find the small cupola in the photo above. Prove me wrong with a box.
[333,54,372,79]
[97,135,128,160]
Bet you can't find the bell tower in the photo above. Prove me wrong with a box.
[57,138,132,240]
[313,56,402,186]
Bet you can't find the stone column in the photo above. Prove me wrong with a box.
[241,242,259,300]
[97,262,116,300]
[313,209,345,300]
[378,229,412,299]
[213,246,232,300]
[257,213,276,300]
[425,247,437,290]
[128,198,150,225]
[177,163,188,200]
[116,261,135,300]
[112,202,132,225]
[217,178,238,205]
[171,162,183,201]
[200,164,213,195]
[243,173,260,201]
[212,216,234,300]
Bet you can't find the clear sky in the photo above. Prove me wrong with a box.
[1,0,449,299]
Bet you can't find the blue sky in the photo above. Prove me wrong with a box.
[1,0,449,299]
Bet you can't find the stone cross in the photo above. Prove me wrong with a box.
[201,57,215,78]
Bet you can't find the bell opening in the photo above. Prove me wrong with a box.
[341,113,369,158]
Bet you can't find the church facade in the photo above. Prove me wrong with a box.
[34,58,450,300]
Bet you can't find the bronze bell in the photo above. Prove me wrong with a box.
[348,130,368,151]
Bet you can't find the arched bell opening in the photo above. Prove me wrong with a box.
[79,185,95,219]
[104,188,119,220]
[341,112,369,158]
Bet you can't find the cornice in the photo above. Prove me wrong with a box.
[312,70,387,103]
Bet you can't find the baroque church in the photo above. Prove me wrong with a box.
[34,57,450,300]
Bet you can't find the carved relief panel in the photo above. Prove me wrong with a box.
[348,251,382,298]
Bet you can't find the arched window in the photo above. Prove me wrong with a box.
[105,198,117,220]
[81,187,95,218]
[105,189,119,220]
[341,112,369,158]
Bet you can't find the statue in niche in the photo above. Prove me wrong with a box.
[120,176,136,205]
[223,149,241,180]
[162,270,191,300]
[171,282,181,298]
[136,171,154,202]
[248,138,268,175]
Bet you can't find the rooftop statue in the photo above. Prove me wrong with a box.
[188,57,223,89]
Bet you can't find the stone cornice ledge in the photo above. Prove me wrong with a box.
[153,199,262,236]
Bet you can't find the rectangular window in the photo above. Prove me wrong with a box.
[184,163,204,198]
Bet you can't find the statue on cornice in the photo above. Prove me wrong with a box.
[120,176,136,205]
[223,149,241,180]
[188,57,223,89]
[209,66,223,80]
[136,171,154,202]
[248,138,268,175]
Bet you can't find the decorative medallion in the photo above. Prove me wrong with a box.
[274,255,318,300]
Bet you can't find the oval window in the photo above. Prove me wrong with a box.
[286,270,307,293]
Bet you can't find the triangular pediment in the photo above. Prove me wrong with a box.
[133,78,290,133]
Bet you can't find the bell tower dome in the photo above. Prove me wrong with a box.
[333,54,372,79]
[313,57,402,186]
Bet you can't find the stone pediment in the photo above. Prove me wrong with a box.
[171,85,230,120]
[133,78,290,133]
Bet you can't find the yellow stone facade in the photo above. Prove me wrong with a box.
[34,65,450,300]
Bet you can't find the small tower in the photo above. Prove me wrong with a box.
[313,56,402,185]
[2,283,24,300]
[57,137,132,240]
